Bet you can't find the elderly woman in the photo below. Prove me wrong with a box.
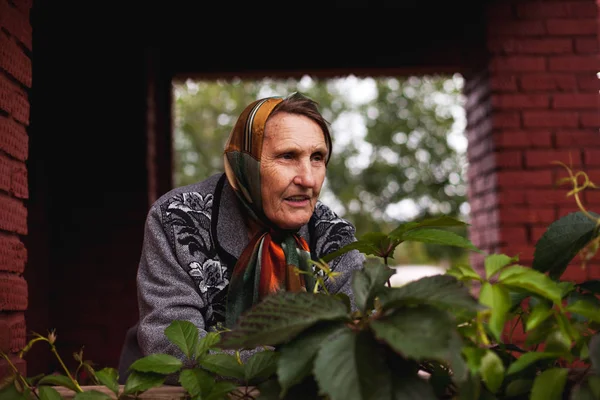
[118,92,365,381]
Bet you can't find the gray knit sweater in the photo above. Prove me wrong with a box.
[117,173,365,382]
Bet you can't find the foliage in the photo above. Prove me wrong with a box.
[3,166,600,399]
[172,75,468,263]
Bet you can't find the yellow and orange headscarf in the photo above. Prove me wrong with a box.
[223,94,330,328]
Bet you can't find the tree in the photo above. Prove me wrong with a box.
[172,74,468,264]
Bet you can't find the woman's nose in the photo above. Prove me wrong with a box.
[293,160,316,187]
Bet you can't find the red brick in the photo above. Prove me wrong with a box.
[560,266,588,283]
[549,55,600,71]
[525,149,582,168]
[490,74,518,92]
[499,206,556,224]
[0,194,27,235]
[0,73,29,125]
[553,93,599,109]
[517,2,599,19]
[584,190,600,204]
[0,116,28,162]
[546,19,598,36]
[498,245,535,262]
[0,312,25,353]
[496,150,523,168]
[497,170,554,187]
[581,111,600,128]
[488,38,573,54]
[555,130,600,147]
[487,20,546,36]
[492,94,550,109]
[523,111,579,127]
[584,150,600,166]
[526,188,577,206]
[493,112,521,128]
[558,204,586,218]
[0,273,27,311]
[519,73,578,91]
[10,163,27,199]
[0,1,32,50]
[497,189,527,205]
[499,227,528,243]
[494,130,552,148]
[575,38,599,54]
[0,356,26,377]
[0,233,26,274]
[577,73,600,91]
[0,33,31,88]
[491,56,547,72]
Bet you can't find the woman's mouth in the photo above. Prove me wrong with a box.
[284,195,310,206]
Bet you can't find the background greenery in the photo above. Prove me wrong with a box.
[172,75,469,266]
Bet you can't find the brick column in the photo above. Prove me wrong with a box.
[466,0,599,280]
[0,0,32,377]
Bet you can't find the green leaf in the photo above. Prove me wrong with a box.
[94,368,119,396]
[198,353,245,380]
[370,305,462,365]
[480,350,504,394]
[352,263,394,313]
[179,368,214,398]
[505,379,533,397]
[313,330,392,400]
[378,274,483,314]
[506,352,560,375]
[38,386,63,400]
[164,320,199,360]
[244,350,279,382]
[393,228,482,253]
[530,367,568,400]
[218,292,349,349]
[73,390,113,400]
[389,216,469,237]
[462,347,486,376]
[204,381,238,400]
[0,382,28,400]
[38,374,79,392]
[498,266,563,304]
[484,254,518,280]
[544,329,572,354]
[588,375,600,398]
[566,300,600,323]
[129,353,182,374]
[478,282,510,342]
[446,264,483,282]
[526,302,554,332]
[123,370,165,395]
[532,211,600,280]
[277,322,347,396]
[195,332,221,361]
[321,234,395,263]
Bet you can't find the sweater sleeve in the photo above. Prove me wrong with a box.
[309,202,365,309]
[136,202,207,362]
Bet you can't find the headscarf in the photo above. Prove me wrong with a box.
[223,94,330,328]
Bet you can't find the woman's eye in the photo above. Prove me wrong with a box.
[312,153,324,162]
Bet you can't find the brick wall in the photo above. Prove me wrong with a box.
[0,0,32,377]
[466,0,599,280]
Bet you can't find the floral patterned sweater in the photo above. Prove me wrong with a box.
[118,173,365,380]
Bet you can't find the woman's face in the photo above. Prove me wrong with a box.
[260,112,328,230]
